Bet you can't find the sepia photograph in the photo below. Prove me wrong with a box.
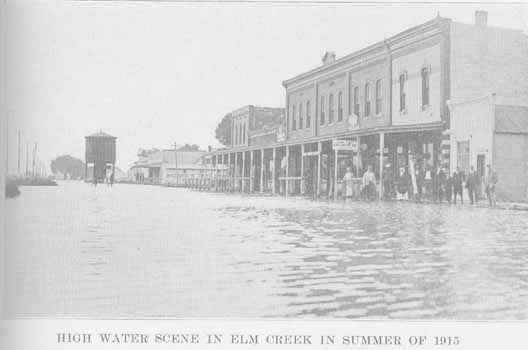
[2,0,528,327]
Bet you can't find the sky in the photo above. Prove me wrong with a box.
[4,0,528,171]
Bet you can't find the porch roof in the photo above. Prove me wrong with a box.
[210,121,445,155]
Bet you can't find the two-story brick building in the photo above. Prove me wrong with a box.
[210,11,528,200]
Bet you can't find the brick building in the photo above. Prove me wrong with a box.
[210,11,528,200]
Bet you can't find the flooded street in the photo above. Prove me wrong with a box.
[5,181,528,319]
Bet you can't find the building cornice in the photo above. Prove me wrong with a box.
[282,17,448,89]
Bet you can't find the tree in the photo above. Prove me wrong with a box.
[51,155,85,179]
[177,144,200,151]
[215,113,232,147]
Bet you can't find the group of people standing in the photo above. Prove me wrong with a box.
[343,163,499,207]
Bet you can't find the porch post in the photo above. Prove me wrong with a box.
[334,145,339,199]
[242,151,246,192]
[300,144,305,195]
[379,132,385,200]
[272,147,276,195]
[285,145,290,196]
[234,152,237,192]
[260,149,264,193]
[317,141,322,197]
[356,136,361,178]
[249,150,254,193]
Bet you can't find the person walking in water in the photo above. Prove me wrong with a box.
[485,165,498,207]
[109,170,115,187]
[466,166,478,204]
[452,167,464,204]
[362,165,376,200]
[343,167,355,199]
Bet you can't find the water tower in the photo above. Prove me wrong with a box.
[85,131,117,182]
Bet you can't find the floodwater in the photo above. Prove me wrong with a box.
[5,181,528,319]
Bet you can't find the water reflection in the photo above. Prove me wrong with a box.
[5,182,528,319]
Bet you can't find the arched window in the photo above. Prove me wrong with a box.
[329,94,334,123]
[375,79,382,114]
[291,105,296,131]
[399,73,407,112]
[353,86,359,116]
[421,67,430,107]
[298,103,303,129]
[364,83,371,117]
[320,96,325,125]
[338,91,343,122]
[306,101,311,128]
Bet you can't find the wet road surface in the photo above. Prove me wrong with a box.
[5,181,528,319]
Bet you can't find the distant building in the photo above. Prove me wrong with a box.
[85,131,117,183]
[129,147,212,185]
[230,105,285,148]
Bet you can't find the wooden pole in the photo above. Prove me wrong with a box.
[356,136,361,178]
[234,152,238,191]
[25,143,29,176]
[242,151,246,193]
[379,132,385,200]
[272,147,276,195]
[5,114,8,176]
[32,143,37,177]
[260,149,264,193]
[285,146,290,196]
[300,144,304,195]
[317,141,322,197]
[17,129,21,176]
[249,150,253,193]
[334,146,339,199]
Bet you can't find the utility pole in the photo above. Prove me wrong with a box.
[32,143,37,177]
[25,142,29,176]
[17,129,20,176]
[5,113,8,176]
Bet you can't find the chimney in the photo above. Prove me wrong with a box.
[322,51,336,66]
[475,10,488,27]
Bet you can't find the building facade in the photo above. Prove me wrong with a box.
[210,11,528,200]
[130,148,209,185]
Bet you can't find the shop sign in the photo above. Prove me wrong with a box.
[333,139,358,151]
[347,114,359,130]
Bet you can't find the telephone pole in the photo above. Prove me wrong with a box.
[5,113,8,176]
[17,130,21,176]
[25,142,29,176]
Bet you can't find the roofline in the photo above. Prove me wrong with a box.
[282,16,448,87]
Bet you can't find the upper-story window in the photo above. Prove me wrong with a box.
[353,86,359,116]
[375,79,382,115]
[320,96,325,125]
[329,94,334,124]
[242,122,246,144]
[399,73,407,112]
[338,91,343,122]
[291,105,296,131]
[364,83,371,117]
[298,103,303,129]
[421,67,430,107]
[306,101,311,128]
[234,122,238,145]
